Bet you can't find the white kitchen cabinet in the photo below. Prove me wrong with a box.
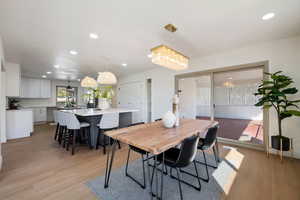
[29,78,40,98]
[20,77,51,98]
[6,110,33,139]
[40,79,51,98]
[33,107,47,122]
[5,62,21,97]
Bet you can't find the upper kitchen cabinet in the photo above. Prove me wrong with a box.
[5,62,21,97]
[20,77,51,98]
[40,79,51,98]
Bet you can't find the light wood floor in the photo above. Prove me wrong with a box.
[0,124,299,200]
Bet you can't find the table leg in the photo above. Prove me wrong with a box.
[146,153,154,200]
[104,139,117,188]
[160,152,165,200]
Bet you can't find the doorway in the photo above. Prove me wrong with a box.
[146,79,152,122]
[176,62,268,149]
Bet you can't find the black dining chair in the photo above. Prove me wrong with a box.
[125,122,148,189]
[154,135,201,200]
[180,124,220,182]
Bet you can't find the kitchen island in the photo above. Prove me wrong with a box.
[62,108,138,148]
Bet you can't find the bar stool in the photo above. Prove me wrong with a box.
[56,111,67,145]
[53,110,60,140]
[96,113,121,154]
[65,112,90,155]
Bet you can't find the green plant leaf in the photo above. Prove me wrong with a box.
[263,104,272,109]
[280,112,293,120]
[286,110,300,116]
[273,71,283,75]
[282,87,298,94]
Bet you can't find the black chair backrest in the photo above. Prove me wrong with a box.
[174,135,199,168]
[130,122,145,127]
[203,125,219,148]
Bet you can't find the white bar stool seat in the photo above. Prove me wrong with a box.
[96,112,120,154]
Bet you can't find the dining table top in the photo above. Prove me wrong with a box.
[60,108,139,117]
[105,119,218,155]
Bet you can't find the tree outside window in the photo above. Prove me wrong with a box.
[56,86,78,107]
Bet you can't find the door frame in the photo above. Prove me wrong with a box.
[175,61,269,151]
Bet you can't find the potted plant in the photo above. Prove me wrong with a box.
[95,86,114,110]
[254,71,300,151]
[82,88,97,108]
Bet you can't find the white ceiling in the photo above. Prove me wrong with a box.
[0,0,299,80]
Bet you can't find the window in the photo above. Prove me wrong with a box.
[56,86,78,106]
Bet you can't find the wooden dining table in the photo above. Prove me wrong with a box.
[103,118,219,199]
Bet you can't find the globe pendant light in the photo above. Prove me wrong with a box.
[97,72,117,85]
[81,76,98,88]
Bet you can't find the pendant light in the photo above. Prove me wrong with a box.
[97,72,117,85]
[66,81,72,90]
[97,57,117,85]
[81,76,98,88]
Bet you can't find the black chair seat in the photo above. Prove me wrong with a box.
[129,145,147,155]
[157,148,182,167]
[197,138,211,150]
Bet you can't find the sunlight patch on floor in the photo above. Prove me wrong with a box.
[212,148,244,195]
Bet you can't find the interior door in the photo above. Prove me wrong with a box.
[118,81,144,123]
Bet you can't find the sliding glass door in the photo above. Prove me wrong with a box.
[213,68,264,145]
[178,75,213,120]
[176,64,266,148]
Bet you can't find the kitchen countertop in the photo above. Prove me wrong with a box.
[61,108,139,117]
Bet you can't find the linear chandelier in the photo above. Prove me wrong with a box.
[150,45,189,71]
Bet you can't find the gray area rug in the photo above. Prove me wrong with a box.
[86,154,225,200]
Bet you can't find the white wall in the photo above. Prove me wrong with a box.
[18,79,86,107]
[0,36,5,170]
[119,35,300,158]
[118,67,175,122]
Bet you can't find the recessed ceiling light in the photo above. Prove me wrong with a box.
[148,54,152,58]
[122,63,127,67]
[69,50,78,55]
[89,33,99,39]
[262,13,275,20]
[77,79,81,82]
[54,64,60,68]
[46,71,52,74]
[42,75,47,78]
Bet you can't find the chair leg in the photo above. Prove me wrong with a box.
[213,146,219,166]
[58,126,63,144]
[117,141,121,149]
[215,138,221,163]
[72,130,77,155]
[176,168,183,200]
[193,160,201,191]
[54,123,59,140]
[202,151,209,182]
[66,130,71,151]
[62,127,67,148]
[103,135,107,155]
[125,148,146,189]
